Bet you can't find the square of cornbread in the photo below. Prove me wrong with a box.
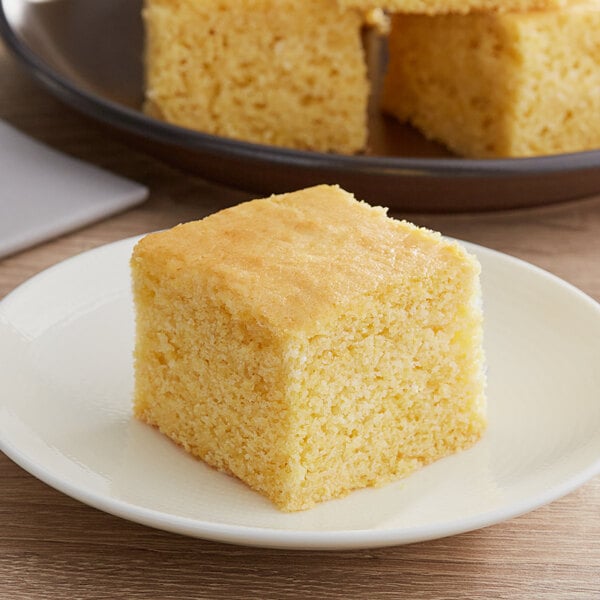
[131,185,486,511]
[338,0,566,15]
[382,2,600,157]
[143,0,369,154]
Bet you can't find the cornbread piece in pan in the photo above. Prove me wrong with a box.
[382,2,600,157]
[131,185,487,511]
[338,0,566,15]
[143,0,369,154]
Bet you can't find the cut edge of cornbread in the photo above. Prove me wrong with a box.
[338,0,567,15]
[382,3,600,158]
[143,0,369,154]
[131,185,487,511]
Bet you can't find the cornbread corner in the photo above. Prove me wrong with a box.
[338,0,566,15]
[382,2,600,158]
[131,185,487,511]
[143,0,369,154]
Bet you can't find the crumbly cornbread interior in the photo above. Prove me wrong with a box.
[382,1,600,157]
[143,0,369,153]
[338,0,566,15]
[131,185,486,511]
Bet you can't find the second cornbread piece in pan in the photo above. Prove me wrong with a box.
[338,0,566,14]
[382,2,600,157]
[131,185,487,511]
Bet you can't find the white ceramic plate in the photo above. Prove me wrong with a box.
[1,237,599,550]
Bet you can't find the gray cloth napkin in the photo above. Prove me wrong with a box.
[0,121,148,259]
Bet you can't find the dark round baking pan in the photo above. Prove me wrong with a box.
[2,0,600,212]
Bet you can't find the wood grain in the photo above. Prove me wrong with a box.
[1,43,599,600]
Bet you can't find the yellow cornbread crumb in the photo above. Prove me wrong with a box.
[143,0,369,154]
[339,0,566,14]
[382,1,600,157]
[131,185,487,511]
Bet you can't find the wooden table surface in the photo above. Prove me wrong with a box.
[1,43,599,600]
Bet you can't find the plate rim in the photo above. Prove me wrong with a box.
[2,0,600,179]
[1,235,600,550]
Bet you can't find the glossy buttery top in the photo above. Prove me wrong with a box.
[132,185,476,333]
